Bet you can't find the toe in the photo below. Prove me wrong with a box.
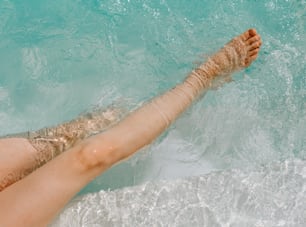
[248,34,262,49]
[244,54,258,66]
[249,54,258,62]
[244,58,251,67]
[248,28,257,37]
[249,48,259,57]
[249,41,261,51]
[241,29,251,41]
[247,35,260,45]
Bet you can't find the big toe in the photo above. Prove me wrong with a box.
[241,28,257,41]
[247,35,262,50]
[248,28,258,37]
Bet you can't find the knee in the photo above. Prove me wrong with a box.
[75,136,121,171]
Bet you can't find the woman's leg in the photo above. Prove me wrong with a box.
[0,29,261,227]
[0,107,122,191]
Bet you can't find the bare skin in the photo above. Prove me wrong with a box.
[0,107,122,191]
[0,29,261,227]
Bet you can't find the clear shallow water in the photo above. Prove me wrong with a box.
[51,159,306,227]
[0,0,305,225]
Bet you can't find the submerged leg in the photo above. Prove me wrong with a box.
[92,29,262,162]
[28,106,123,167]
[0,29,261,227]
[0,107,123,191]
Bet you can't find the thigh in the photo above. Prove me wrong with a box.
[0,138,37,191]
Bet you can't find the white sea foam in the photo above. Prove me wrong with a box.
[51,159,306,227]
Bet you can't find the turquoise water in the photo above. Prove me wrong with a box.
[0,0,305,199]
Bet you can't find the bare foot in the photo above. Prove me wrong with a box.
[197,28,262,77]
